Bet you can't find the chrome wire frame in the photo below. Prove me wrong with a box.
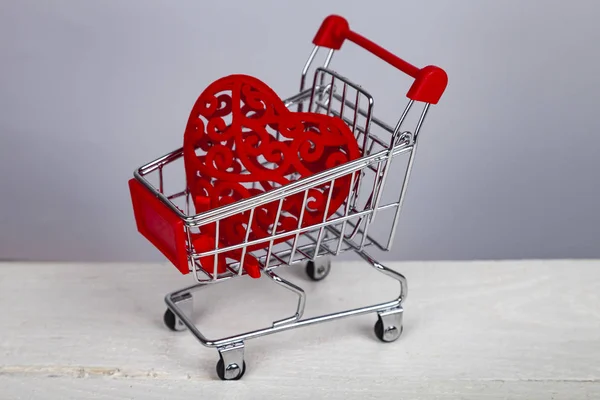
[165,248,407,349]
[134,45,433,364]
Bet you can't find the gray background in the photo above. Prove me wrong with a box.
[1,0,598,263]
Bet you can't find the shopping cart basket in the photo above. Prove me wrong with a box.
[129,14,447,380]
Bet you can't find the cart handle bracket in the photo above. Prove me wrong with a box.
[312,14,448,105]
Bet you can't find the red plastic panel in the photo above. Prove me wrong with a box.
[129,179,189,274]
[183,74,361,278]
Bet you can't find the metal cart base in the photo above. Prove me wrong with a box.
[163,250,406,380]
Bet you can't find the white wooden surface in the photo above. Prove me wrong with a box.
[1,259,599,399]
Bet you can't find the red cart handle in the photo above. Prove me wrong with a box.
[313,15,448,104]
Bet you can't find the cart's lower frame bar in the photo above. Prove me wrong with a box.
[164,249,407,349]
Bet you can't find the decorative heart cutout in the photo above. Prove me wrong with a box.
[183,74,361,278]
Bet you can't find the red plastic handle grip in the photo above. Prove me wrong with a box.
[312,15,448,104]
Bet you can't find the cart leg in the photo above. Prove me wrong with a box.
[164,292,193,332]
[356,250,408,303]
[355,249,407,342]
[216,342,246,381]
[374,307,403,342]
[265,270,306,326]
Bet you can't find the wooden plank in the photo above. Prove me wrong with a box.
[1,260,599,399]
[2,376,599,400]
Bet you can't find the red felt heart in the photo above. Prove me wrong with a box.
[183,74,361,278]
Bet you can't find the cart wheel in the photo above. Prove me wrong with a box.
[374,316,403,343]
[163,309,177,331]
[163,308,188,332]
[306,259,331,281]
[216,357,246,381]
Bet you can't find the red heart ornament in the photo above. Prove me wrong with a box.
[183,74,361,278]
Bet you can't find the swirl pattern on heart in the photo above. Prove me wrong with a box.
[183,74,361,278]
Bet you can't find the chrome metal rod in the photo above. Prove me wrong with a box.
[191,208,374,259]
[315,102,390,149]
[239,208,255,276]
[289,189,309,264]
[325,216,388,253]
[285,86,326,108]
[182,146,412,226]
[138,147,184,175]
[164,248,406,349]
[189,222,387,283]
[385,104,429,249]
[356,249,408,303]
[265,198,284,268]
[298,46,320,112]
[336,171,356,255]
[329,91,395,134]
[166,190,187,201]
[387,144,417,250]
[371,130,404,222]
[133,142,413,226]
[265,270,306,327]
[213,220,220,279]
[412,103,431,142]
[312,178,336,261]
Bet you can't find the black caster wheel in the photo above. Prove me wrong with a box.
[306,259,331,281]
[163,309,177,331]
[216,357,246,381]
[374,316,403,343]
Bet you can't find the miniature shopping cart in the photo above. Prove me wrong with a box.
[129,14,447,380]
